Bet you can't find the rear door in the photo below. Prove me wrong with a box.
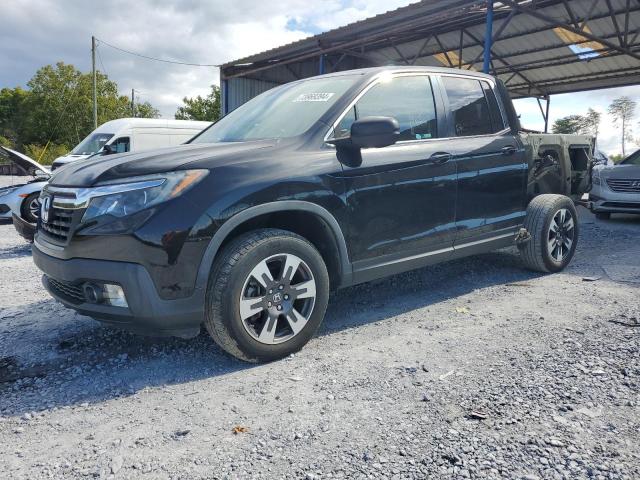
[329,74,457,281]
[440,75,527,244]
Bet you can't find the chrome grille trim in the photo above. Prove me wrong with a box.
[606,179,640,193]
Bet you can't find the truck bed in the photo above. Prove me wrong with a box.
[519,132,594,201]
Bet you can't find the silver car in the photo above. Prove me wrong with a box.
[0,147,50,223]
[590,149,640,219]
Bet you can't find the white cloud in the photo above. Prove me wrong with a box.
[0,0,412,117]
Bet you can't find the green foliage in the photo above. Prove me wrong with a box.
[0,135,12,148]
[609,153,625,164]
[23,143,69,165]
[0,62,160,160]
[175,85,220,122]
[552,109,602,138]
[552,115,585,134]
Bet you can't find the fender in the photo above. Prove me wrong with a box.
[194,201,353,294]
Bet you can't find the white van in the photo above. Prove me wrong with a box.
[51,118,211,170]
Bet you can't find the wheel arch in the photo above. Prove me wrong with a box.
[195,201,352,293]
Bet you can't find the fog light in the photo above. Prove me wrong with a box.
[102,284,128,307]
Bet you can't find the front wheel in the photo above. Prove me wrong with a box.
[20,192,41,223]
[204,229,330,362]
[519,194,579,273]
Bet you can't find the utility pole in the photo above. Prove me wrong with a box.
[131,89,135,117]
[91,36,97,129]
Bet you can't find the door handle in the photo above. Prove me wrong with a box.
[501,145,517,155]
[429,152,452,164]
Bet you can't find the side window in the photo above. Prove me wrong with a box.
[112,137,130,153]
[481,81,506,132]
[442,76,493,137]
[331,76,438,142]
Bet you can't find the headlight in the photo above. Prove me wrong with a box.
[592,175,601,185]
[81,170,208,223]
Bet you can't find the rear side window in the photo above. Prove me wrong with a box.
[332,76,438,141]
[443,76,500,136]
[481,81,506,132]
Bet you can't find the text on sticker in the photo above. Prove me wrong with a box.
[293,93,335,102]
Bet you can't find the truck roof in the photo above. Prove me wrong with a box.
[313,65,497,81]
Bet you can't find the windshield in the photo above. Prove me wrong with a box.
[621,149,640,165]
[191,75,359,143]
[71,133,114,155]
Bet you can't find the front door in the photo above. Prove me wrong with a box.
[328,74,457,281]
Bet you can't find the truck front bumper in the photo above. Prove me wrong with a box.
[32,245,204,338]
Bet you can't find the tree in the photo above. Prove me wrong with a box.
[0,62,161,161]
[175,85,220,122]
[608,96,636,156]
[133,101,160,119]
[580,108,601,140]
[609,153,624,164]
[552,115,584,134]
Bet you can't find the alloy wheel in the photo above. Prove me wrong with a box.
[239,253,316,345]
[29,196,41,218]
[547,208,575,262]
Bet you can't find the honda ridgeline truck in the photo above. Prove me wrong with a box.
[33,67,593,362]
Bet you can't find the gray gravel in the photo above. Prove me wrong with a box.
[0,208,638,480]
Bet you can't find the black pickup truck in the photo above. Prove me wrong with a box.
[32,66,593,362]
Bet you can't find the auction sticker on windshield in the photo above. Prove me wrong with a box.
[293,93,335,102]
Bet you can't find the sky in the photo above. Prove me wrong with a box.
[1,0,639,156]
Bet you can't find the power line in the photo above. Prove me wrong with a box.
[96,37,219,67]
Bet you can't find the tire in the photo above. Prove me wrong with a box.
[595,212,611,220]
[519,194,578,273]
[204,228,330,362]
[20,192,40,223]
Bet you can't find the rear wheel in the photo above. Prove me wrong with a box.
[204,228,329,362]
[520,194,578,273]
[595,212,611,220]
[20,192,40,223]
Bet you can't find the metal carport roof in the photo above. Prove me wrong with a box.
[220,0,640,128]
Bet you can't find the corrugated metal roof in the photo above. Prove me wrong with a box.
[221,0,640,99]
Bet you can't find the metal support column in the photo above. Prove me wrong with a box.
[221,78,229,116]
[544,95,551,133]
[483,0,494,73]
[319,54,325,75]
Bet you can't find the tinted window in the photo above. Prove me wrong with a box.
[332,76,438,141]
[622,149,640,165]
[481,81,506,132]
[442,76,493,137]
[112,137,130,153]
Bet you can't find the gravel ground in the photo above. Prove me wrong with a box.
[0,207,638,480]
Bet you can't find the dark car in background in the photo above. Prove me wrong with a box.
[32,66,593,362]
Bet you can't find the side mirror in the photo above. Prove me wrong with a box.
[327,116,400,149]
[102,144,115,155]
[350,116,400,149]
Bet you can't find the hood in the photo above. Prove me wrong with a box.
[0,146,51,178]
[597,163,640,180]
[49,140,277,187]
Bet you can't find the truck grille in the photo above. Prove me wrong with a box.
[40,208,74,241]
[47,277,85,304]
[38,186,86,244]
[606,179,640,193]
